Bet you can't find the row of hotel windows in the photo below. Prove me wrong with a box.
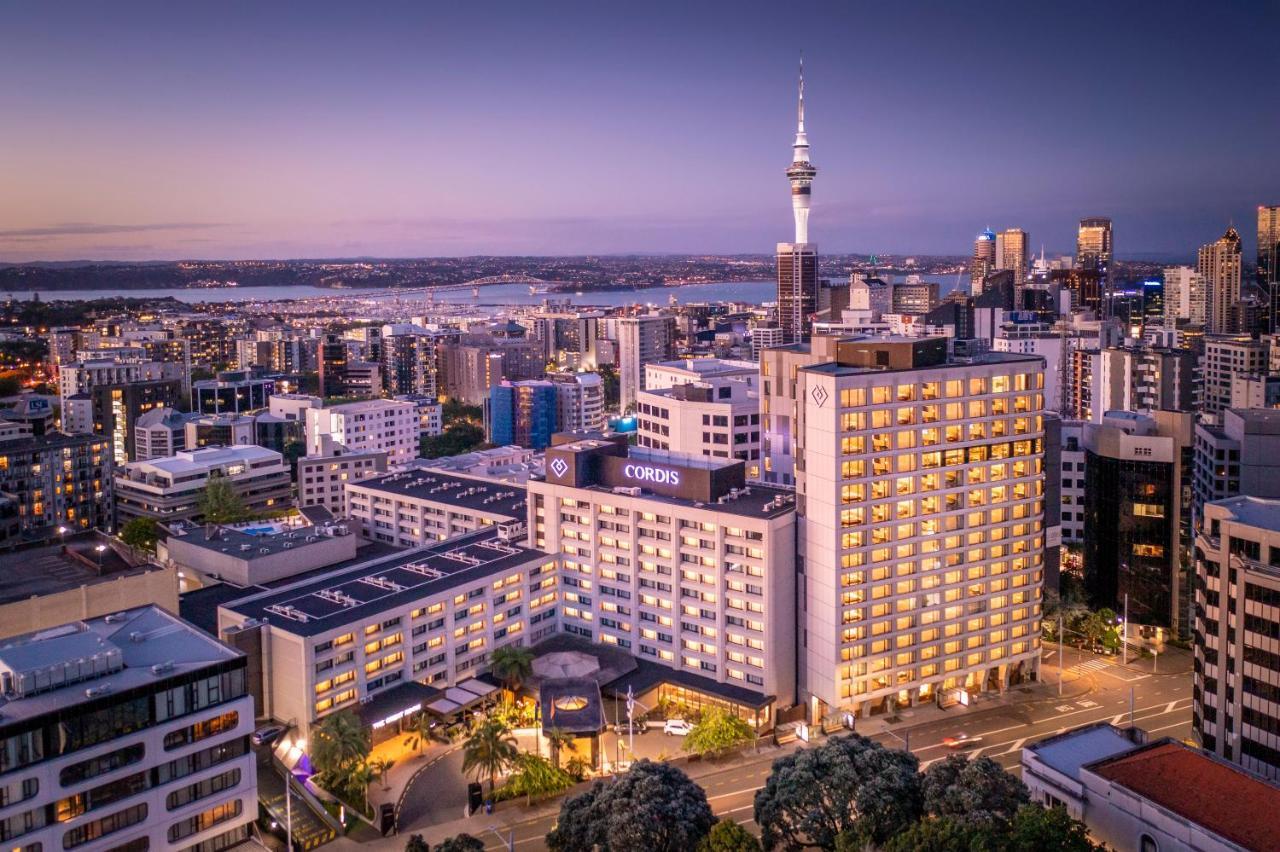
[835,375,1042,407]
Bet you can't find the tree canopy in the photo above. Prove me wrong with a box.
[754,734,921,851]
[547,759,717,852]
[198,474,252,524]
[462,718,519,794]
[311,710,371,802]
[503,753,575,805]
[697,819,762,852]
[921,754,1029,826]
[684,708,755,758]
[432,835,485,852]
[489,644,535,696]
[120,516,161,554]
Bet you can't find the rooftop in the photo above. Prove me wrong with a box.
[351,470,526,520]
[165,518,354,561]
[1089,740,1280,852]
[1207,495,1280,533]
[0,605,241,724]
[647,358,757,378]
[223,528,551,637]
[119,444,283,476]
[1026,722,1141,780]
[0,540,163,607]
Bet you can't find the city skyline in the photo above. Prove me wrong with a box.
[2,1,1277,262]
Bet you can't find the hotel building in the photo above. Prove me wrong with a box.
[792,337,1046,720]
[528,437,797,716]
[217,528,550,743]
[0,606,256,852]
[346,470,526,547]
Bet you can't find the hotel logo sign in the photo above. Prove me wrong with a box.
[622,463,681,487]
[549,457,569,478]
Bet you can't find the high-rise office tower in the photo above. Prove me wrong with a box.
[971,228,996,293]
[1077,217,1114,313]
[1200,226,1243,334]
[777,63,818,343]
[1259,205,1280,332]
[1162,266,1206,327]
[996,228,1030,284]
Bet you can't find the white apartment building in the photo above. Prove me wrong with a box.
[617,315,676,413]
[1203,336,1270,419]
[393,395,444,438]
[133,406,190,461]
[529,438,797,720]
[634,378,762,478]
[346,470,526,547]
[1162,265,1206,327]
[643,358,759,393]
[0,606,257,852]
[305,399,419,466]
[217,528,551,743]
[547,372,606,433]
[1058,420,1087,543]
[795,337,1046,721]
[750,326,786,361]
[114,445,292,524]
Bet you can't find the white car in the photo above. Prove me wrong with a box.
[663,718,693,736]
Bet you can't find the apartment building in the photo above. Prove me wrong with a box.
[114,445,291,525]
[305,399,419,467]
[795,337,1046,721]
[643,358,759,392]
[529,437,797,717]
[346,470,526,547]
[1193,408,1280,526]
[134,407,191,461]
[393,394,444,438]
[1195,496,1280,780]
[297,450,388,518]
[0,606,256,852]
[192,371,275,415]
[217,528,551,742]
[0,431,113,536]
[617,315,677,412]
[547,372,606,434]
[1203,336,1269,419]
[634,378,762,478]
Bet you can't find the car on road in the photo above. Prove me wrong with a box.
[663,718,693,736]
[941,733,983,749]
[613,719,649,736]
[251,724,287,747]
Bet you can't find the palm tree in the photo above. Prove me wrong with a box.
[370,756,396,790]
[544,726,575,770]
[348,760,377,815]
[403,710,435,756]
[488,644,534,702]
[462,718,519,795]
[311,710,371,795]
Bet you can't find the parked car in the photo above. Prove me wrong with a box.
[252,724,288,747]
[941,733,983,749]
[613,719,649,736]
[663,718,693,736]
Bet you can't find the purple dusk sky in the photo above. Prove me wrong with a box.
[1,1,1276,262]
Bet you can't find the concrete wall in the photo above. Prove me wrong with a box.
[0,567,179,639]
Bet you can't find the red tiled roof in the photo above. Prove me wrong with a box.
[1090,742,1280,852]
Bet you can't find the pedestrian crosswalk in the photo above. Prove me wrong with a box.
[1069,658,1113,675]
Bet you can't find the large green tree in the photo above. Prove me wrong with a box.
[404,835,429,852]
[547,759,717,852]
[119,516,161,555]
[198,474,251,523]
[921,754,1029,826]
[697,819,762,852]
[462,718,519,795]
[683,708,755,758]
[880,816,996,852]
[753,734,922,852]
[1005,804,1105,852]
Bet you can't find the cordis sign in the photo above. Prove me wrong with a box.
[623,463,681,487]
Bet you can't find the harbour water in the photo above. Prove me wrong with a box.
[4,274,960,306]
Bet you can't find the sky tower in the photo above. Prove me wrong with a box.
[777,59,819,344]
[787,60,817,243]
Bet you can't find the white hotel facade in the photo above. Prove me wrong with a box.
[789,337,1047,721]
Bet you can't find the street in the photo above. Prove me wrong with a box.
[456,646,1194,850]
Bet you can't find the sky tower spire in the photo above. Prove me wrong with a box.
[787,57,816,244]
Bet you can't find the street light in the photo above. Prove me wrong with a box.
[94,544,106,569]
